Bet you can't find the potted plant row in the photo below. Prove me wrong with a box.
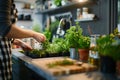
[51,38,70,56]
[64,22,90,61]
[22,38,69,58]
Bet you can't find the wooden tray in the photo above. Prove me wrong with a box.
[31,57,97,76]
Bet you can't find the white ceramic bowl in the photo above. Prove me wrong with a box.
[87,14,95,18]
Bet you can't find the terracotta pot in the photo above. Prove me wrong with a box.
[78,49,89,62]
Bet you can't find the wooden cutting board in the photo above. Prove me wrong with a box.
[31,57,97,76]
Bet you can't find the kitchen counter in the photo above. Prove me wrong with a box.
[12,49,120,80]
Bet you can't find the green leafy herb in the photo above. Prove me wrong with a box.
[96,35,120,60]
[65,22,83,48]
[78,36,90,49]
[30,49,46,57]
[47,58,74,68]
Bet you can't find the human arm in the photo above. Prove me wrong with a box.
[6,24,46,43]
[0,0,46,43]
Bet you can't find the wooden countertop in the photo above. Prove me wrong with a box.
[12,49,120,80]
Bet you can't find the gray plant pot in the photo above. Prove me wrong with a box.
[69,48,79,60]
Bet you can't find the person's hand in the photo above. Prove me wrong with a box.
[20,41,33,51]
[33,32,46,43]
[13,39,33,51]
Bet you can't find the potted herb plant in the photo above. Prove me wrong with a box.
[95,34,120,74]
[65,22,82,59]
[77,35,90,62]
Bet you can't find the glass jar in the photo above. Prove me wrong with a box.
[82,7,88,15]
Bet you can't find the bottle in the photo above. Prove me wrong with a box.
[77,8,82,19]
[89,34,100,67]
[89,35,96,64]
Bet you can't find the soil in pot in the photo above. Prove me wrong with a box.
[48,53,59,57]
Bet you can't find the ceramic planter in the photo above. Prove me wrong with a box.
[100,56,116,74]
[78,49,89,62]
[69,48,79,60]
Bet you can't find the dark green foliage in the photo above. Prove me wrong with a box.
[96,35,120,60]
[43,28,52,41]
[50,20,59,34]
[65,22,83,48]
[46,38,69,55]
[65,22,90,49]
[42,39,50,50]
[53,38,69,53]
[78,35,90,49]
[29,49,46,58]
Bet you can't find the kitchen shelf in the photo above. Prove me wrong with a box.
[75,18,95,22]
[18,20,32,21]
[36,0,96,15]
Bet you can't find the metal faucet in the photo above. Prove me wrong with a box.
[56,18,65,37]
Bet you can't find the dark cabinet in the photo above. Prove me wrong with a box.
[12,57,46,80]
